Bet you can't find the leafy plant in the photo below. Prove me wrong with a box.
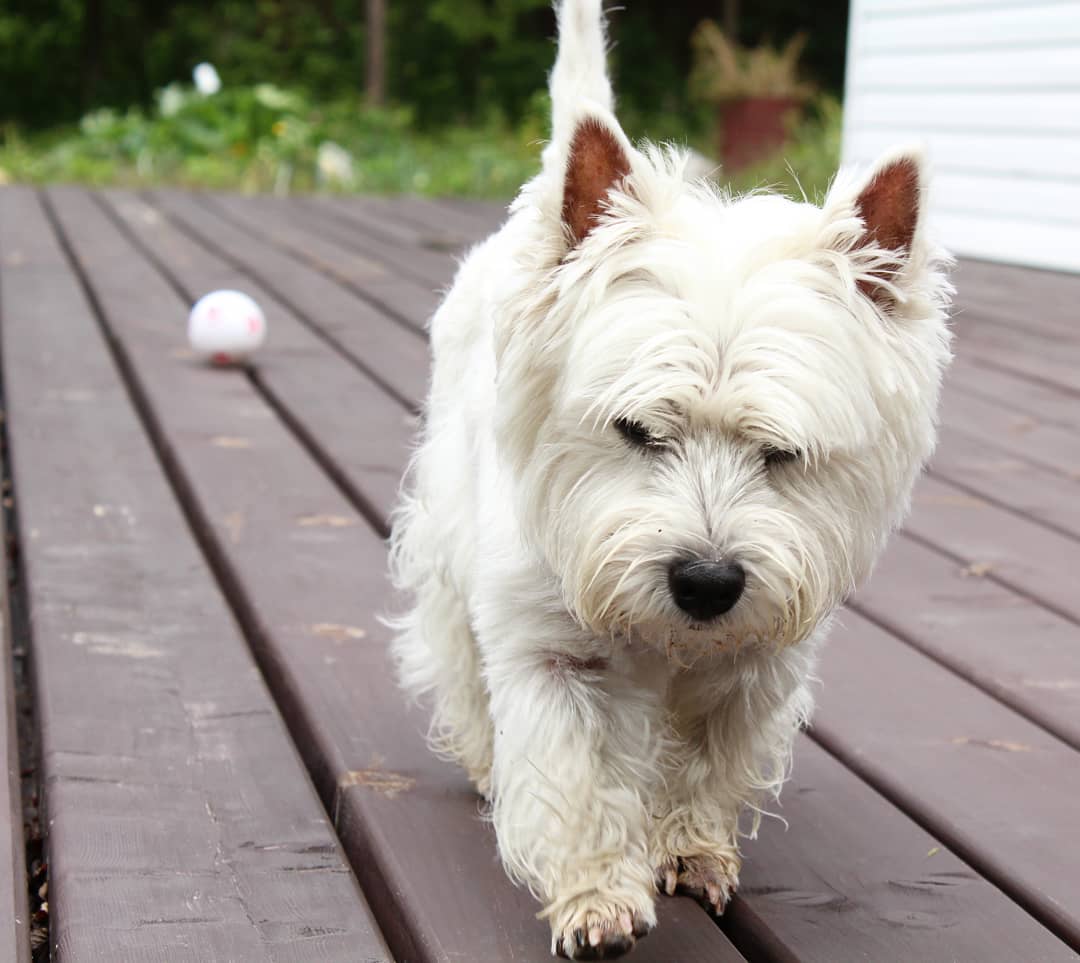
[690,21,815,103]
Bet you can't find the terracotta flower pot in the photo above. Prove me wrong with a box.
[717,96,801,172]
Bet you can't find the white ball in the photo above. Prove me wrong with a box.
[187,290,267,364]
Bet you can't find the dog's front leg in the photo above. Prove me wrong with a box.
[483,625,667,959]
[652,652,814,915]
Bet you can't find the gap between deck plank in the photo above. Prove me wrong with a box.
[101,190,1080,963]
[0,455,29,963]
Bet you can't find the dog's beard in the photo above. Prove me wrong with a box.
[521,457,848,658]
[568,524,836,657]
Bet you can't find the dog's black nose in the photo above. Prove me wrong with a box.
[668,559,745,621]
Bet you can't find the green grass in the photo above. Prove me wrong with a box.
[0,81,841,203]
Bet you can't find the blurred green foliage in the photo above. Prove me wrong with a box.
[0,83,549,196]
[0,0,847,131]
[0,81,841,201]
[0,0,846,199]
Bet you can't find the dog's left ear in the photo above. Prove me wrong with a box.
[831,149,929,306]
[561,116,632,246]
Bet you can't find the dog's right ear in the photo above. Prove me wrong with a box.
[560,116,632,246]
[823,148,937,310]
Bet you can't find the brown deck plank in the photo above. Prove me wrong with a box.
[956,324,1080,396]
[729,738,1075,963]
[815,608,1080,948]
[365,193,509,243]
[905,474,1080,625]
[300,196,466,289]
[954,259,1080,339]
[122,191,1080,959]
[150,188,429,407]
[931,426,1080,540]
[955,304,1080,360]
[206,193,440,332]
[0,466,29,962]
[307,194,476,253]
[51,187,746,963]
[939,378,1080,478]
[946,356,1080,430]
[0,186,389,962]
[855,533,1080,750]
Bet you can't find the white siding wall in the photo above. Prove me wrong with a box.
[842,0,1080,273]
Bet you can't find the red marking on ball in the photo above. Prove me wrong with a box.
[211,352,234,366]
[247,315,261,334]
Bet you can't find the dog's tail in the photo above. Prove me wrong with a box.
[549,0,614,141]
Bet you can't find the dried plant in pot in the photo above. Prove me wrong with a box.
[690,22,815,172]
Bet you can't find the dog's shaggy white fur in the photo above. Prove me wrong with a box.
[390,1,953,956]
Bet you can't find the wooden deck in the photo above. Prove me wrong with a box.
[0,184,1078,962]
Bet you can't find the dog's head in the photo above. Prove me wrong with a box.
[495,110,952,654]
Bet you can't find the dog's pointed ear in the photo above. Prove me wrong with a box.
[561,116,632,246]
[832,149,929,306]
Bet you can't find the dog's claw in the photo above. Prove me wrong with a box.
[655,852,739,915]
[664,867,677,896]
[553,908,652,959]
[669,853,739,916]
[656,857,679,896]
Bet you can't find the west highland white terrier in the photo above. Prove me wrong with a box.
[390,1,953,956]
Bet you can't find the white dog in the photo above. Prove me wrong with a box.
[390,1,953,957]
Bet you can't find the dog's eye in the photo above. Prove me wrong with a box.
[763,445,801,468]
[615,418,662,449]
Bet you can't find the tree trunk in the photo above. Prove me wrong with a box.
[365,0,386,106]
[80,0,105,109]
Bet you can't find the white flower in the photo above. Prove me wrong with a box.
[193,62,221,96]
[316,142,355,186]
[158,83,186,117]
[254,84,300,111]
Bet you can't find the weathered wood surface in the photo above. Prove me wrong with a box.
[57,187,745,963]
[1,182,1078,961]
[103,187,1080,961]
[0,461,29,962]
[0,186,390,962]
[116,192,1080,958]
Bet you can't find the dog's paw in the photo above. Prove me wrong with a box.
[658,852,740,915]
[551,901,654,960]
